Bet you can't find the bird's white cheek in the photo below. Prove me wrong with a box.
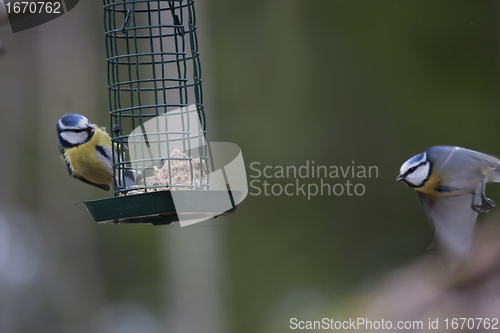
[60,131,88,145]
[406,163,430,187]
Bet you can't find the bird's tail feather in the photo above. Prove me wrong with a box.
[123,170,137,188]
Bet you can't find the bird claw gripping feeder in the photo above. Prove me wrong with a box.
[82,0,248,226]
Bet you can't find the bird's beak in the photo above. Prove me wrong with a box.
[396,174,404,181]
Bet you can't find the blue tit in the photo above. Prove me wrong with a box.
[57,113,135,191]
[397,146,500,257]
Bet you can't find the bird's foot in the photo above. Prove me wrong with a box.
[481,194,496,208]
[472,204,490,214]
[112,124,122,134]
[472,184,496,213]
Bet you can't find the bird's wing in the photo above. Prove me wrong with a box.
[58,145,76,178]
[72,174,111,191]
[417,191,479,257]
[456,148,500,169]
[444,148,500,174]
[60,145,111,191]
[458,148,500,182]
[435,148,500,189]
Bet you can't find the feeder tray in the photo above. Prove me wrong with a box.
[81,189,244,225]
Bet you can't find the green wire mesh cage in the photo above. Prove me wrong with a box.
[82,0,243,225]
[105,0,206,195]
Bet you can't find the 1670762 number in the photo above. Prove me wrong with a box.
[444,318,499,330]
[5,2,62,14]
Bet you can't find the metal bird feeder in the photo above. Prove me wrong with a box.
[82,0,246,225]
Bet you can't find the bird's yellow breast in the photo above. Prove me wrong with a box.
[415,168,445,196]
[64,125,113,185]
[415,167,470,197]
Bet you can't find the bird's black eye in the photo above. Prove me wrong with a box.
[408,166,418,173]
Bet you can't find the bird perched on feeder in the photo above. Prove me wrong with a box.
[57,113,136,191]
[397,146,500,258]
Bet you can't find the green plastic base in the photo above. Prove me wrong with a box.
[79,190,242,225]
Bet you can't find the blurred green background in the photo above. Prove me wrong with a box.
[1,1,500,332]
